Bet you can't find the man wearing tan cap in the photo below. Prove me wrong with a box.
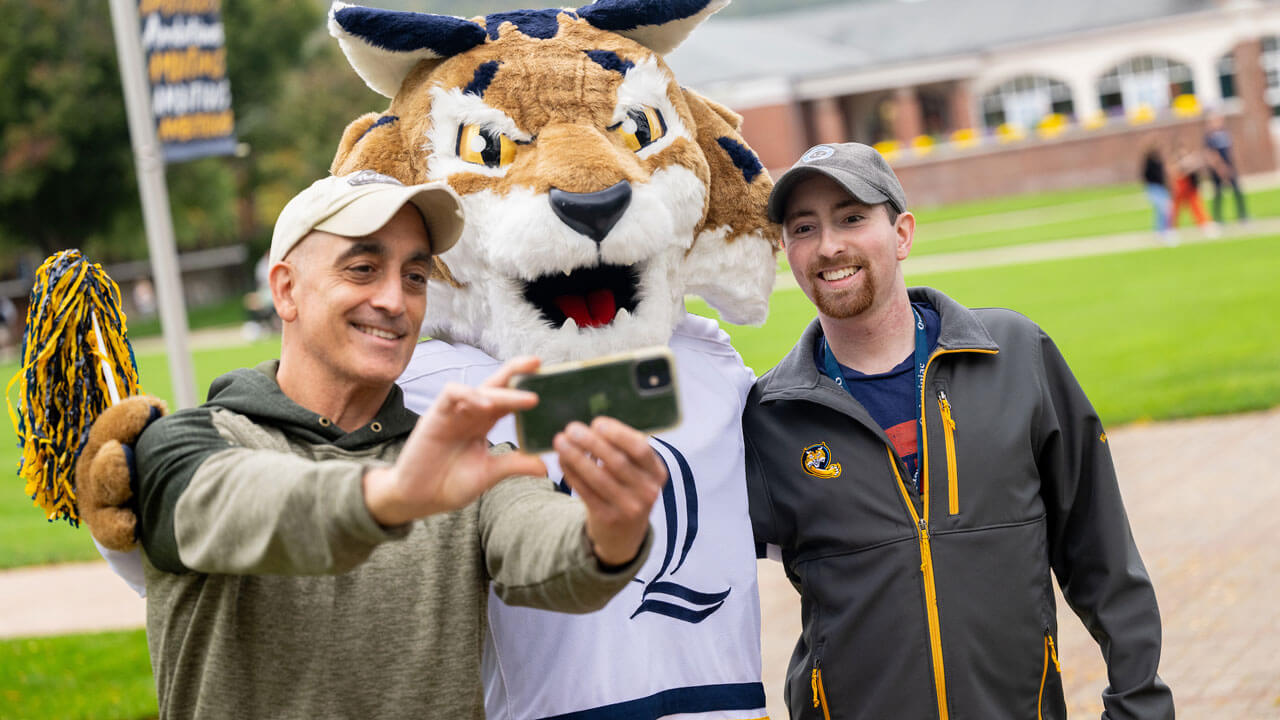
[98,171,667,719]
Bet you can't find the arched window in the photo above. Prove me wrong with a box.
[1097,56,1194,114]
[980,75,1074,130]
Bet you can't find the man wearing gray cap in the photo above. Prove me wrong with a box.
[742,144,1172,719]
[82,171,667,719]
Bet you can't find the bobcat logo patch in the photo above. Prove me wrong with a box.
[802,442,842,479]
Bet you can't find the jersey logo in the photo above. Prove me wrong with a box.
[555,438,732,624]
[802,442,842,479]
[629,437,731,624]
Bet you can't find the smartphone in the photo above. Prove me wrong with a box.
[509,347,681,453]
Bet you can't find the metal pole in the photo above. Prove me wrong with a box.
[107,0,197,409]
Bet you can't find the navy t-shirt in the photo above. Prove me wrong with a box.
[815,302,941,492]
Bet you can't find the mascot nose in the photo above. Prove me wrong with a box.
[549,182,632,245]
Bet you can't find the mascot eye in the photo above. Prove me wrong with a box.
[610,106,667,152]
[456,124,516,168]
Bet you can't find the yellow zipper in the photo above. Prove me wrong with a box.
[810,666,832,720]
[1038,632,1063,719]
[903,348,997,719]
[887,446,949,720]
[938,389,959,515]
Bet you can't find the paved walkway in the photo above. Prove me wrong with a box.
[3,408,1277,719]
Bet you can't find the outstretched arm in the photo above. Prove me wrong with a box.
[362,356,547,526]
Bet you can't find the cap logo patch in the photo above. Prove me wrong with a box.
[801,145,834,163]
[802,442,842,479]
[346,169,404,187]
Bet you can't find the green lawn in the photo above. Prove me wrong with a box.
[910,182,1140,223]
[909,186,1269,256]
[908,177,1261,225]
[702,232,1280,426]
[0,630,156,720]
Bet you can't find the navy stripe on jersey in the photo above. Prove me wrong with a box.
[541,682,766,720]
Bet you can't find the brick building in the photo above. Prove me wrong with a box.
[668,0,1280,206]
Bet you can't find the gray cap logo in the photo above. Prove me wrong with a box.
[346,170,404,187]
[801,145,835,163]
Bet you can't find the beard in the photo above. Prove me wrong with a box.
[808,258,876,319]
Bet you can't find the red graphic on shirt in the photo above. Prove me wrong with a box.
[885,420,918,460]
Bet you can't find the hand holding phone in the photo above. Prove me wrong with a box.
[508,347,681,453]
[553,416,668,566]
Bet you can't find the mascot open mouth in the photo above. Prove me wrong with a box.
[523,263,641,329]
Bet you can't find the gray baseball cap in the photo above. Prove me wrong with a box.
[767,143,907,223]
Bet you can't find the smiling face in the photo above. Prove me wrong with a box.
[781,174,913,321]
[276,205,432,392]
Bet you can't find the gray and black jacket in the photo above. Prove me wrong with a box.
[134,360,650,720]
[743,287,1172,720]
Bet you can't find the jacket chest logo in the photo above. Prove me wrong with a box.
[802,442,842,479]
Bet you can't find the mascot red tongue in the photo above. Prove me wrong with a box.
[326,2,779,715]
[558,290,616,327]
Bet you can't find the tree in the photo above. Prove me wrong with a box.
[0,0,138,269]
[0,0,378,276]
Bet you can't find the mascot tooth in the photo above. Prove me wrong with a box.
[329,2,780,715]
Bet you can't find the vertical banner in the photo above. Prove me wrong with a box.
[139,0,237,163]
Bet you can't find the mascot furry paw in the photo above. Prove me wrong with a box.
[76,395,167,552]
[328,1,779,717]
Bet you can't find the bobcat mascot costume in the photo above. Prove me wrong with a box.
[81,1,780,717]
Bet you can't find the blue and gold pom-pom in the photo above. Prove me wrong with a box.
[5,250,141,526]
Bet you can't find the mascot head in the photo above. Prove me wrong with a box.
[328,0,778,362]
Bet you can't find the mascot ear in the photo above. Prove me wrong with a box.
[328,2,485,97]
[330,111,417,178]
[682,88,780,326]
[577,0,730,55]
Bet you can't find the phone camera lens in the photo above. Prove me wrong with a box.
[634,358,670,391]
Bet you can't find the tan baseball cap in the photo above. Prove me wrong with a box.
[269,170,465,265]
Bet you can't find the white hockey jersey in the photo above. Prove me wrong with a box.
[398,312,766,720]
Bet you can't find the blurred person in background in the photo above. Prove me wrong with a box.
[1204,111,1248,224]
[1168,142,1219,239]
[1141,143,1175,246]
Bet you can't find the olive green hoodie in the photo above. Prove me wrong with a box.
[135,361,649,719]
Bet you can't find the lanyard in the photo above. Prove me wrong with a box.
[820,307,929,491]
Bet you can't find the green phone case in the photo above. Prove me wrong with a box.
[512,349,680,453]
